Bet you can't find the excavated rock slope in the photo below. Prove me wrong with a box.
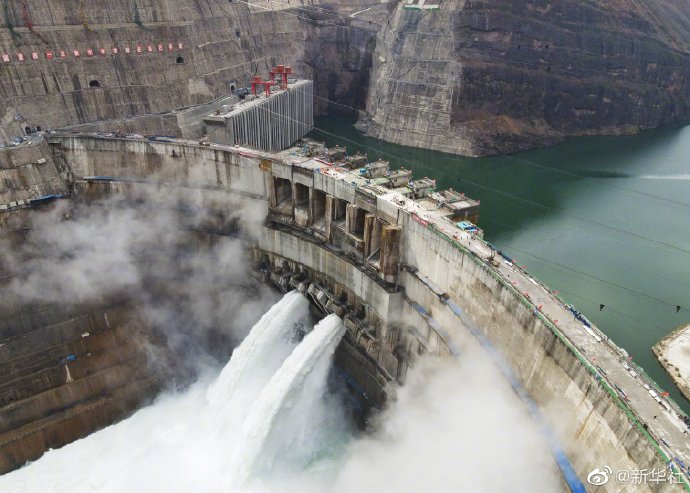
[0,0,379,141]
[361,0,690,156]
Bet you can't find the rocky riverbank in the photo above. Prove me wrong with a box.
[653,324,690,404]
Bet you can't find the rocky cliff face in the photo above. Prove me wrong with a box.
[0,1,309,140]
[361,0,690,156]
[0,0,380,142]
[2,0,689,155]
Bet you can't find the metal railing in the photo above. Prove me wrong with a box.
[422,220,690,491]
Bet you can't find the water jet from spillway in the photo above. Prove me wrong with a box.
[206,290,311,416]
[228,314,346,488]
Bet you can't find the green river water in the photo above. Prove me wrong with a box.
[311,115,690,412]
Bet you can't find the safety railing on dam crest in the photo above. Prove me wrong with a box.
[423,219,690,492]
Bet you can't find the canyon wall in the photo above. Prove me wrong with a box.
[0,0,380,142]
[3,1,690,155]
[361,0,690,156]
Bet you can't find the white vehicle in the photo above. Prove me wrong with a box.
[583,325,602,343]
[649,389,663,404]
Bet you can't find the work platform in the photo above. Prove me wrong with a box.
[404,0,441,10]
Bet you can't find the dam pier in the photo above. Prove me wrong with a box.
[1,76,690,491]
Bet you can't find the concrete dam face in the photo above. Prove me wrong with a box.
[1,119,687,491]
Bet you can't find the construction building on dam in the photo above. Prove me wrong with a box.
[0,67,690,491]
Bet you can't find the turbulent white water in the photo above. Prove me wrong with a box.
[206,290,310,421]
[229,314,345,487]
[0,292,348,493]
[0,292,562,493]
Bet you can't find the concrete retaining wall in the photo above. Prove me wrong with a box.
[0,140,68,206]
[51,135,267,196]
[400,214,676,492]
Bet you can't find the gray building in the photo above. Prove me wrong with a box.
[203,80,314,152]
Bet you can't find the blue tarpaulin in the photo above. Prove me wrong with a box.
[29,194,64,205]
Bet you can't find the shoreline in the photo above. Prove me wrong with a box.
[653,323,690,404]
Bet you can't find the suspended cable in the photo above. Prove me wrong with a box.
[247,0,385,27]
[457,177,690,259]
[481,216,690,292]
[505,155,690,210]
[493,239,689,315]
[555,288,659,335]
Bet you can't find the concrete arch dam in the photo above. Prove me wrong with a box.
[17,132,684,492]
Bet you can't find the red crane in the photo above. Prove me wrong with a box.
[250,75,277,97]
[250,66,293,97]
[269,65,292,90]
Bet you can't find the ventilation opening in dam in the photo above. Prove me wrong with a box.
[312,189,327,232]
[349,207,366,240]
[273,177,292,213]
[176,56,184,64]
[294,182,309,226]
[88,80,101,88]
[367,218,383,258]
[333,197,347,223]
[294,182,309,207]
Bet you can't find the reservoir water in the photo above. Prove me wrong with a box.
[311,115,690,412]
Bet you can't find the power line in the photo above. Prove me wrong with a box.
[493,239,689,315]
[244,0,385,26]
[505,155,690,210]
[481,216,690,292]
[278,87,690,259]
[555,288,659,335]
[313,94,367,115]
[313,88,690,214]
[313,116,690,262]
[457,176,690,259]
[252,88,690,314]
